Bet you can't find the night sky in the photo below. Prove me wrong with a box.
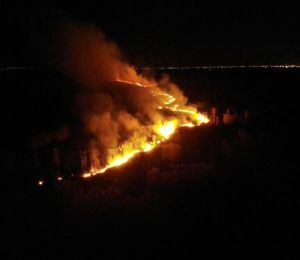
[1,2,300,67]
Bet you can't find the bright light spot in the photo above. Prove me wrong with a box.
[57,176,63,181]
[180,123,195,128]
[197,114,210,124]
[143,143,154,152]
[157,121,177,139]
[109,153,135,167]
[82,173,92,178]
[37,180,44,186]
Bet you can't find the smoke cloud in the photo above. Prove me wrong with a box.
[52,20,202,168]
[54,21,150,87]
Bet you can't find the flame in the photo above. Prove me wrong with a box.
[196,114,210,124]
[81,85,209,178]
[156,120,177,139]
[54,22,210,179]
[143,143,155,152]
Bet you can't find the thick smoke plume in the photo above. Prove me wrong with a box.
[53,21,205,170]
[55,21,149,87]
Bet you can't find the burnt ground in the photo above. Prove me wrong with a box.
[1,69,298,259]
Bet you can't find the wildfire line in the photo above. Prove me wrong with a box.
[82,81,209,179]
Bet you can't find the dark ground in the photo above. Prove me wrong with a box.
[1,69,298,259]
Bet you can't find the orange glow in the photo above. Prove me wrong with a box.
[53,22,208,178]
[82,173,92,178]
[180,123,195,128]
[156,120,177,139]
[143,143,154,152]
[108,153,136,167]
[81,85,209,178]
[55,23,209,180]
[196,113,210,124]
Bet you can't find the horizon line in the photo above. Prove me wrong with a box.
[1,64,300,72]
[140,64,300,70]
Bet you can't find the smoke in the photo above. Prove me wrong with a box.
[53,21,149,87]
[52,20,197,167]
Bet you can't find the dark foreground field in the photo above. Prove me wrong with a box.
[1,69,298,259]
[3,123,297,259]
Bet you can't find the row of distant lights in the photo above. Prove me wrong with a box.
[0,66,38,71]
[142,65,300,70]
[2,65,300,72]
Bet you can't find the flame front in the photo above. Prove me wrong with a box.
[82,83,209,178]
[56,22,210,178]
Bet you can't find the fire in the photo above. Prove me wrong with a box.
[196,114,210,124]
[81,85,209,178]
[156,120,177,139]
[143,143,154,152]
[82,173,92,178]
[53,21,209,179]
[108,152,136,167]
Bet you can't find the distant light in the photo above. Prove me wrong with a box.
[37,180,44,186]
[141,64,300,71]
[57,176,63,181]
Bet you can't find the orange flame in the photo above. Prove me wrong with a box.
[156,120,177,139]
[82,83,209,178]
[53,22,209,178]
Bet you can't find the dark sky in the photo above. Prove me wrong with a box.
[1,1,300,67]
